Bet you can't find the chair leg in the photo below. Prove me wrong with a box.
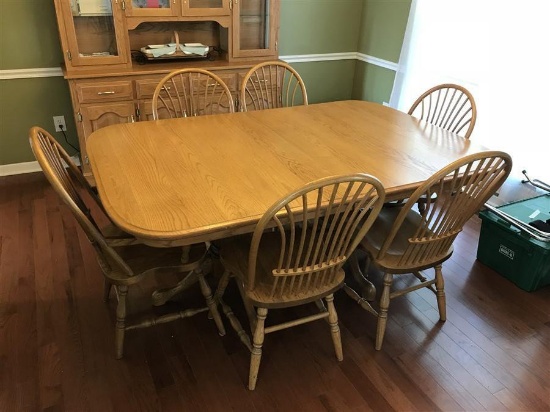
[214,269,231,301]
[325,294,343,361]
[103,279,112,302]
[375,272,393,351]
[349,251,376,301]
[249,307,268,390]
[115,285,128,359]
[235,279,257,332]
[215,271,252,351]
[315,299,327,312]
[434,265,446,321]
[197,270,226,336]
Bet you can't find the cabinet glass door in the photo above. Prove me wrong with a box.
[126,0,178,16]
[182,0,230,16]
[62,0,128,67]
[233,0,277,57]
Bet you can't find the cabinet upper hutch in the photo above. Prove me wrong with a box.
[53,0,279,183]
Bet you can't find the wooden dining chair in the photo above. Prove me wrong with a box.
[29,126,225,359]
[355,151,512,350]
[240,61,308,112]
[399,84,478,214]
[408,83,477,139]
[215,174,386,389]
[152,68,235,119]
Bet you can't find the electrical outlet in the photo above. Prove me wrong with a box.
[53,115,66,132]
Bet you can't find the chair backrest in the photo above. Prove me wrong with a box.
[29,126,134,280]
[377,151,512,267]
[408,83,477,139]
[240,61,308,112]
[152,68,235,120]
[248,174,385,298]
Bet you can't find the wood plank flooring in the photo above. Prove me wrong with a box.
[1,172,549,411]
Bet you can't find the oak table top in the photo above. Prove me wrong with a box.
[87,100,489,246]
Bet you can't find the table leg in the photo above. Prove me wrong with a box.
[151,244,209,306]
[152,271,200,306]
[348,251,376,302]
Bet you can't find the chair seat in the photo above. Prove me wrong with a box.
[360,207,453,273]
[219,233,345,308]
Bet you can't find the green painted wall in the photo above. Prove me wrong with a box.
[292,60,357,104]
[0,1,64,69]
[353,0,411,103]
[279,0,363,55]
[279,0,363,105]
[352,62,396,103]
[0,1,76,165]
[358,0,411,62]
[1,0,409,166]
[1,78,77,163]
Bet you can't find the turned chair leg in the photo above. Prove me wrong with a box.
[197,269,226,336]
[103,279,112,302]
[115,285,128,359]
[434,265,446,321]
[375,272,393,351]
[235,280,257,332]
[214,270,231,301]
[249,307,268,390]
[325,294,343,361]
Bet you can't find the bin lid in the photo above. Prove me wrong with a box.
[499,194,550,225]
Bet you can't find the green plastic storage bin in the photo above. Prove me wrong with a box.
[477,194,550,292]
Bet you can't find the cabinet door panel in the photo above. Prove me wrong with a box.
[138,100,158,121]
[233,0,278,58]
[81,102,136,135]
[182,0,230,16]
[55,0,129,68]
[80,102,136,175]
[125,0,179,16]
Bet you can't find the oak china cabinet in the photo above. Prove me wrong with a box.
[53,0,279,183]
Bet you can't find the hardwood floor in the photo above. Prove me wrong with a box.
[1,172,549,411]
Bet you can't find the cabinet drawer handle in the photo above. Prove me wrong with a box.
[252,79,269,84]
[162,86,171,91]
[97,91,116,95]
[207,83,220,87]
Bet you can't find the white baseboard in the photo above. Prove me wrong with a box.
[0,155,80,177]
[0,161,42,177]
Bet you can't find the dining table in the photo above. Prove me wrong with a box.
[87,99,490,248]
[87,99,493,304]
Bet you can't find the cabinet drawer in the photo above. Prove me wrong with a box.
[186,72,238,95]
[135,77,165,99]
[136,73,237,99]
[213,73,238,92]
[76,81,133,103]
